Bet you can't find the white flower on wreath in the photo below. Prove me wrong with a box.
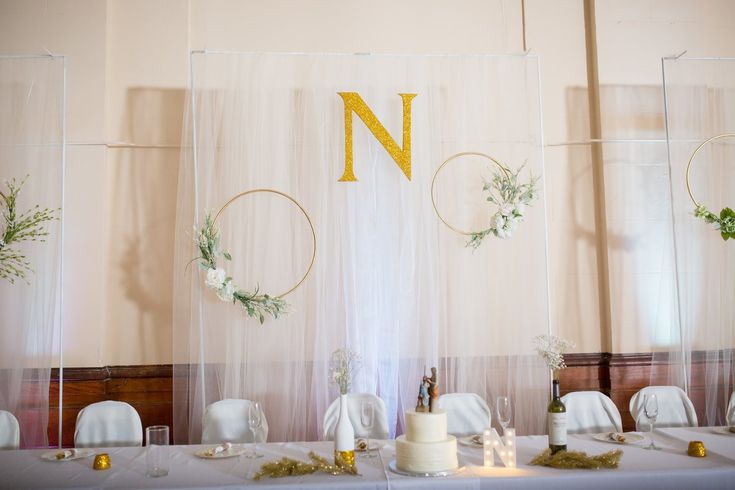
[205,267,227,290]
[500,203,514,217]
[491,213,505,231]
[217,280,235,302]
[514,202,526,216]
[506,216,520,233]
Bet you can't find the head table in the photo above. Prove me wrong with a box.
[1,427,733,490]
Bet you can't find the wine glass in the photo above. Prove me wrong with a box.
[496,396,512,434]
[360,400,376,458]
[644,394,660,450]
[246,401,264,458]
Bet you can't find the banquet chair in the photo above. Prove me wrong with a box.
[629,386,698,430]
[561,391,622,434]
[323,393,389,440]
[437,393,492,437]
[202,399,269,444]
[0,410,20,449]
[727,391,735,426]
[74,401,143,448]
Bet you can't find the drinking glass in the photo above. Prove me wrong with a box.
[246,402,264,458]
[360,400,376,458]
[644,394,660,450]
[145,425,169,477]
[496,396,512,434]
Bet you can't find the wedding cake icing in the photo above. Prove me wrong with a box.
[395,409,458,473]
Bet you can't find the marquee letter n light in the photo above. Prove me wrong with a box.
[337,92,417,182]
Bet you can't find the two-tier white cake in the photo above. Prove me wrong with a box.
[395,409,458,473]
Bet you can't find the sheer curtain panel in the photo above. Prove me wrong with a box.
[173,52,551,443]
[0,55,65,448]
[659,57,735,426]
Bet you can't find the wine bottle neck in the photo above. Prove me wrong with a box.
[552,380,560,399]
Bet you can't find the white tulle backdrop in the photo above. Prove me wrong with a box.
[0,55,64,448]
[173,52,550,443]
[656,57,735,426]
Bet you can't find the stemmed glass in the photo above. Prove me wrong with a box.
[246,401,264,458]
[644,394,660,450]
[496,396,512,434]
[360,400,376,458]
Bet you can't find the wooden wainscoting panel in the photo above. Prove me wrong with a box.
[41,353,729,446]
[48,365,172,447]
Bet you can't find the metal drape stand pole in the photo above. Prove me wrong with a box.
[189,51,207,442]
[661,58,689,395]
[58,56,67,449]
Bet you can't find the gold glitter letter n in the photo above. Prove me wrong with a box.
[337,92,417,182]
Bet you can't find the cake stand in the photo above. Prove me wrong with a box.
[388,460,463,477]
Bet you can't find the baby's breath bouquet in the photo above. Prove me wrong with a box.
[534,334,575,380]
[0,176,58,284]
[329,348,361,395]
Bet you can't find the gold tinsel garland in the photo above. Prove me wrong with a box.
[529,449,623,470]
[253,451,359,480]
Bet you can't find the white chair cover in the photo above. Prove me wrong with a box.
[201,399,269,444]
[629,386,698,430]
[323,393,389,440]
[437,393,492,436]
[0,410,20,450]
[74,401,143,448]
[727,392,735,426]
[561,391,622,434]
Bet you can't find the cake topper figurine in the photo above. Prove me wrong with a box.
[416,377,430,412]
[423,367,439,413]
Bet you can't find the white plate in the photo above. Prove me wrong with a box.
[195,446,248,459]
[388,460,463,477]
[592,432,645,445]
[458,435,483,447]
[41,449,94,462]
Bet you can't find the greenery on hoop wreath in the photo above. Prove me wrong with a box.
[431,152,539,249]
[687,133,735,241]
[193,189,316,323]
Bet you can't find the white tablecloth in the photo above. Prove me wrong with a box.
[1,428,733,489]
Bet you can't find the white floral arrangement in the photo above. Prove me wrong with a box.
[534,334,575,376]
[467,164,539,249]
[194,213,287,323]
[329,348,361,395]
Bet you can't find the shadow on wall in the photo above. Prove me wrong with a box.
[107,87,185,364]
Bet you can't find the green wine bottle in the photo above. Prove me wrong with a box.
[547,379,567,454]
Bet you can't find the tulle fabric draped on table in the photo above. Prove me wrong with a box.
[172,52,551,443]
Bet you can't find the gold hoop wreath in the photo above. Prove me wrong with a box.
[194,189,316,323]
[686,133,735,241]
[431,152,539,249]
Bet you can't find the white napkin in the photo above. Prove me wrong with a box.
[205,442,232,456]
[608,432,627,443]
[55,449,78,460]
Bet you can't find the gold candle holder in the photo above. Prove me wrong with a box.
[687,441,706,457]
[93,453,111,470]
[334,449,355,469]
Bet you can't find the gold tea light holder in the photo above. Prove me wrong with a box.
[687,441,706,458]
[93,453,111,470]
